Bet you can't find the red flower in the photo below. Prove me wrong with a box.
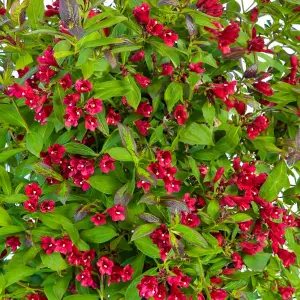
[7,83,28,98]
[182,193,196,211]
[134,74,151,88]
[164,178,182,194]
[197,293,205,300]
[253,81,274,96]
[231,252,243,269]
[37,46,58,67]
[189,62,206,73]
[76,159,95,178]
[25,183,42,198]
[64,107,83,127]
[146,19,164,36]
[150,224,171,248]
[107,204,126,221]
[218,21,240,54]
[196,0,223,17]
[137,180,151,191]
[36,65,56,83]
[108,265,123,285]
[156,150,172,167]
[174,104,188,124]
[212,81,236,99]
[81,250,96,267]
[240,241,265,255]
[238,220,253,232]
[168,285,187,300]
[129,50,145,62]
[277,249,296,268]
[48,144,66,164]
[76,268,96,288]
[63,94,81,107]
[136,101,153,117]
[106,107,121,126]
[24,198,38,212]
[45,0,59,17]
[40,200,55,213]
[0,7,7,15]
[85,115,99,131]
[180,212,200,228]
[133,3,150,24]
[137,275,159,298]
[75,79,93,93]
[68,246,83,265]
[26,295,42,300]
[99,153,116,173]
[148,162,166,179]
[247,116,269,139]
[278,286,295,300]
[247,28,274,54]
[154,284,167,300]
[135,120,150,136]
[161,63,174,75]
[213,167,224,182]
[41,236,56,255]
[247,125,260,139]
[59,74,72,90]
[91,213,106,226]
[210,289,227,300]
[55,236,72,255]
[250,7,259,22]
[97,256,114,275]
[121,265,134,282]
[6,236,21,252]
[160,29,178,47]
[85,98,103,115]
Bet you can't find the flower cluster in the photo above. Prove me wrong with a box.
[133,3,178,47]
[91,203,126,225]
[247,115,269,139]
[23,183,55,213]
[147,149,182,194]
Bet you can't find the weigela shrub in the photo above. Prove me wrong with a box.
[0,0,299,299]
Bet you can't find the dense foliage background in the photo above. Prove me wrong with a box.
[0,0,300,299]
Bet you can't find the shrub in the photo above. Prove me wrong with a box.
[0,0,299,299]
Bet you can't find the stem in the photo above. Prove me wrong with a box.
[197,258,212,300]
[11,98,30,132]
[100,274,104,300]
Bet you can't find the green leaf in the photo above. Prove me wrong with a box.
[81,226,118,243]
[118,123,138,164]
[180,123,214,146]
[251,136,282,153]
[259,160,290,201]
[32,162,64,181]
[53,271,72,300]
[0,226,24,236]
[202,101,215,126]
[124,75,141,110]
[207,199,220,220]
[15,53,33,70]
[0,166,11,196]
[0,148,25,162]
[182,9,217,28]
[151,41,181,67]
[106,147,133,162]
[215,126,240,153]
[84,16,127,35]
[80,37,124,48]
[53,84,65,125]
[63,295,99,300]
[243,253,271,271]
[173,224,208,248]
[134,236,160,258]
[88,175,123,194]
[164,82,183,112]
[93,80,133,99]
[0,104,27,128]
[26,132,43,157]
[64,142,97,156]
[227,213,253,223]
[4,266,36,287]
[26,0,44,29]
[131,223,160,242]
[2,194,27,203]
[188,156,201,183]
[0,206,13,226]
[41,252,68,271]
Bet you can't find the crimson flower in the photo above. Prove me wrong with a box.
[232,252,243,269]
[174,104,188,125]
[91,213,106,226]
[133,3,150,24]
[250,7,259,22]
[106,107,121,126]
[180,212,201,228]
[0,7,7,15]
[146,19,164,36]
[85,115,99,131]
[37,46,58,67]
[36,65,56,83]
[217,21,240,54]
[55,236,72,255]
[59,73,72,90]
[121,265,134,282]
[63,94,80,107]
[107,204,126,221]
[97,256,114,275]
[76,268,96,288]
[161,63,174,75]
[75,79,93,93]
[189,62,206,73]
[25,183,42,198]
[210,289,228,300]
[135,120,150,136]
[24,198,38,212]
[137,275,159,298]
[137,180,151,191]
[253,81,274,96]
[156,150,172,167]
[196,0,223,17]
[277,249,296,268]
[48,144,66,164]
[41,236,56,255]
[6,236,21,252]
[40,200,55,213]
[278,286,295,300]
[136,101,153,117]
[134,74,151,88]
[99,154,116,173]
[129,50,145,62]
[160,29,178,47]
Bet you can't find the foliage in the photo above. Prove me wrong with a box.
[0,0,300,299]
